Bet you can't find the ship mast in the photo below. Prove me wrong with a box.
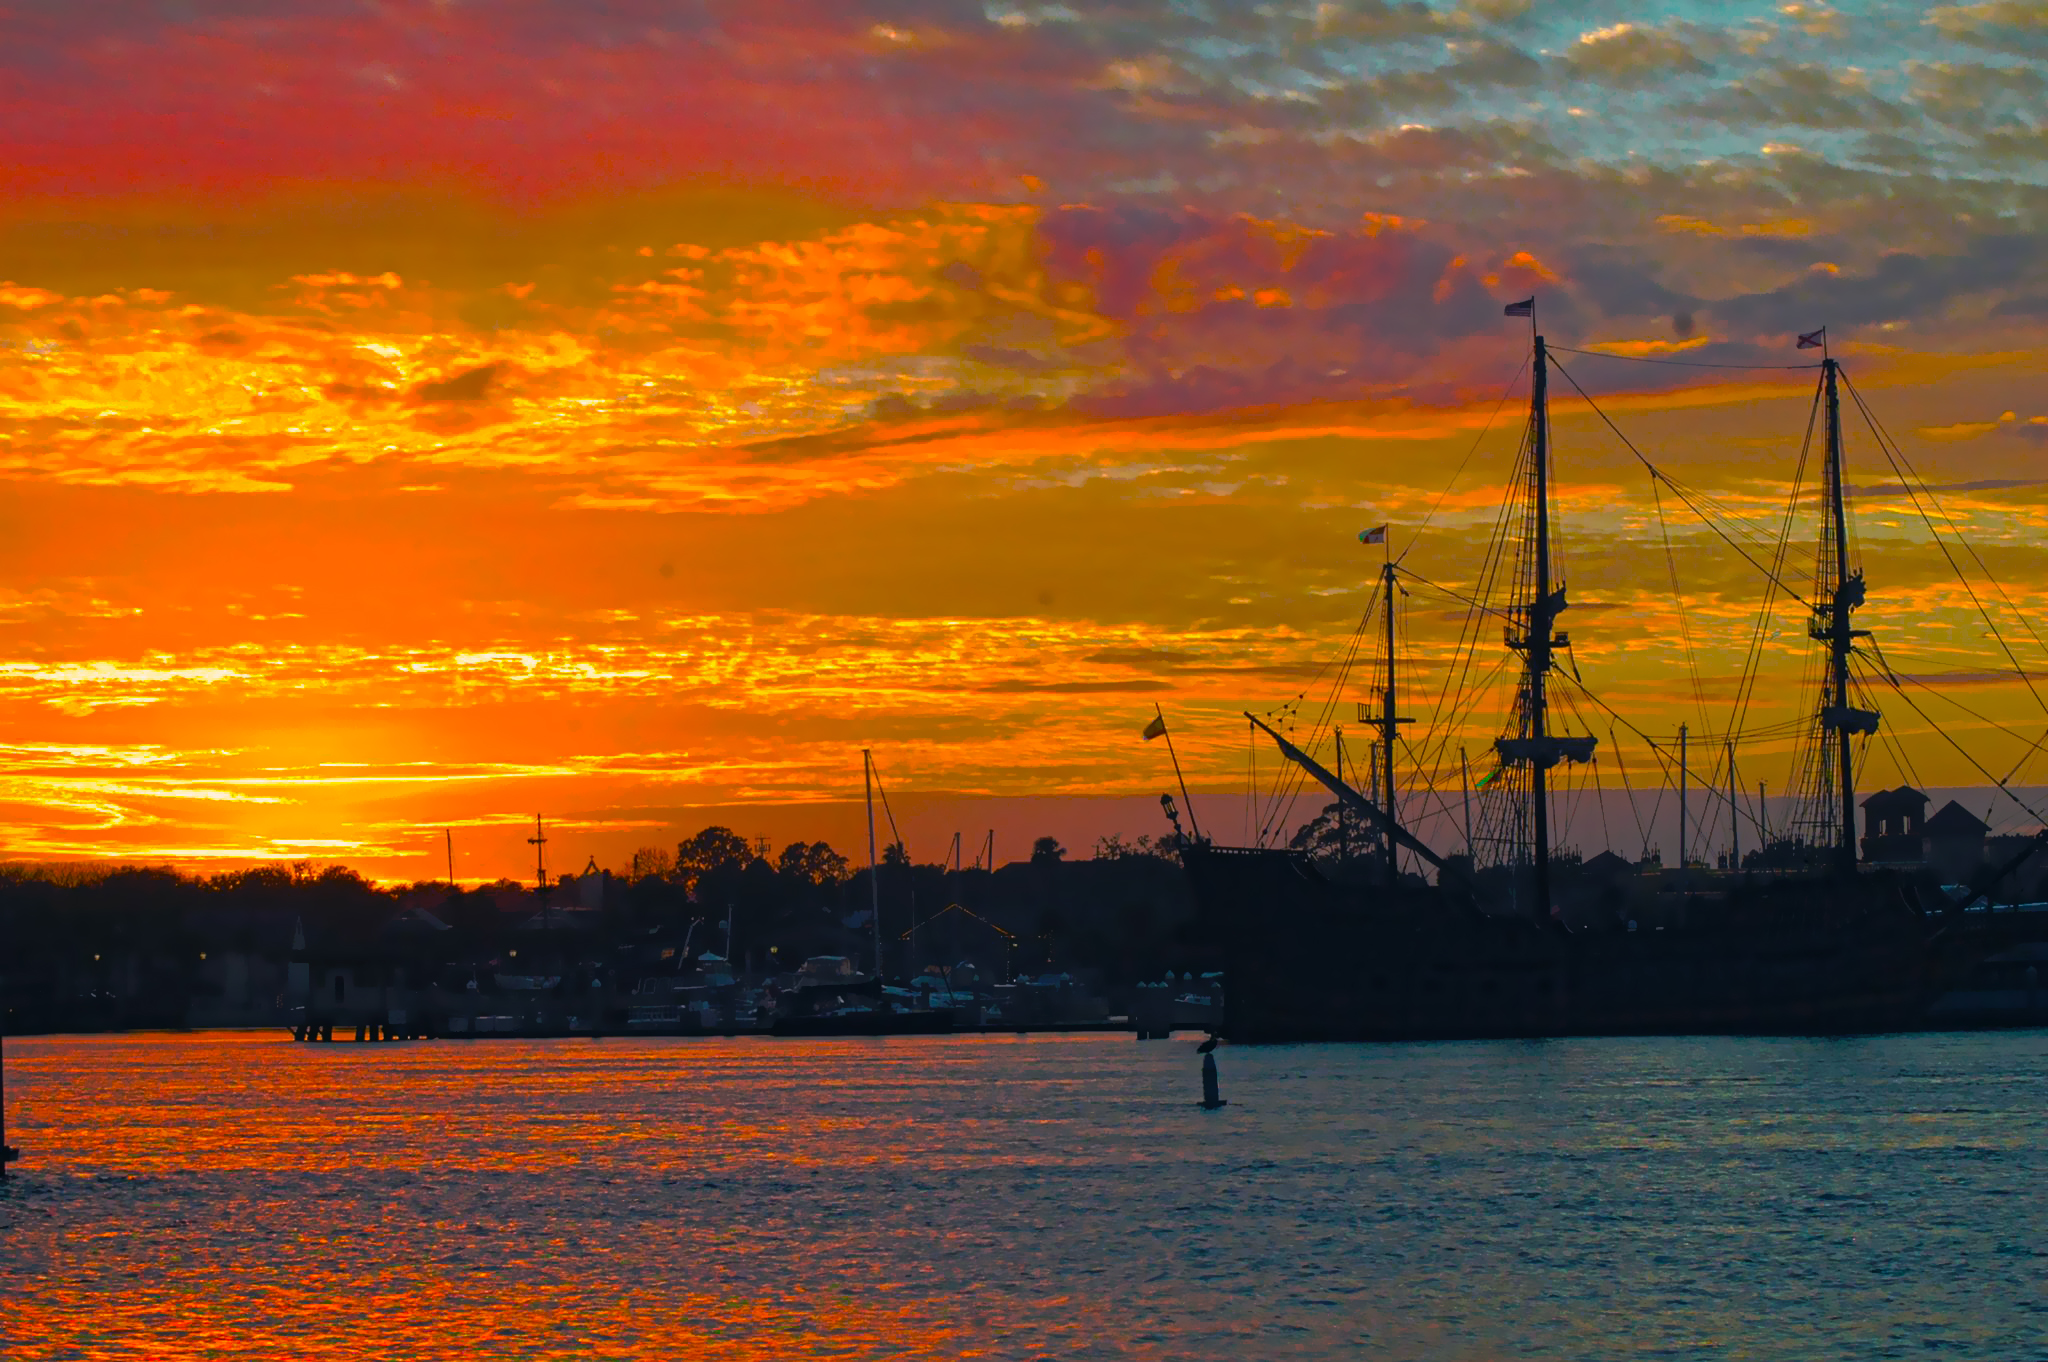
[1378,553,1411,886]
[1531,336,1555,912]
[1495,325,1594,919]
[1813,353,1876,873]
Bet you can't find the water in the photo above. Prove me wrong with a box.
[2,1031,2045,1360]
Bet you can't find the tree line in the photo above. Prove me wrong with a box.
[0,826,1205,1031]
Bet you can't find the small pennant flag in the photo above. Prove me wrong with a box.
[1503,297,1534,317]
[1797,327,1826,350]
[1142,714,1168,742]
[1473,764,1505,791]
[1358,524,1388,546]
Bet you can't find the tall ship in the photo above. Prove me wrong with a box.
[1180,309,2048,1042]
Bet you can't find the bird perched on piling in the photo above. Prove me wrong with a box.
[1198,1037,1226,1109]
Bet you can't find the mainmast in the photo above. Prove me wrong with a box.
[1495,327,1594,919]
[1529,336,1557,915]
[1378,554,1412,886]
[1813,354,1876,873]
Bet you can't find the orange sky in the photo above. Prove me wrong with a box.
[3,1,2047,879]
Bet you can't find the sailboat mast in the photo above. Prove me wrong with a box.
[864,749,883,977]
[1823,357,1858,872]
[1529,335,1555,918]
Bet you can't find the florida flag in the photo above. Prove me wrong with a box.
[1142,714,1168,741]
[1359,524,1388,545]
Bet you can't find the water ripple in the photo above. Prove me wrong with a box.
[1,1030,2045,1359]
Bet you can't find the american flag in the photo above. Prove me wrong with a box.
[1503,297,1534,317]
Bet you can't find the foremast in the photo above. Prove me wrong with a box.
[1495,332,1594,918]
[1813,354,1878,873]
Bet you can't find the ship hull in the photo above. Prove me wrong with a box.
[1186,845,1968,1043]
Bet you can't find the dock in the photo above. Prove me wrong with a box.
[282,1015,1201,1042]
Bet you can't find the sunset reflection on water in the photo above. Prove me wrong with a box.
[3,1030,2046,1359]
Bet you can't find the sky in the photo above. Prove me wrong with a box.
[2,0,2047,880]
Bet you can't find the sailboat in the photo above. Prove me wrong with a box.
[770,751,957,1037]
[1180,312,2048,1042]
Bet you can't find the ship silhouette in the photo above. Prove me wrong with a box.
[1181,311,2048,1042]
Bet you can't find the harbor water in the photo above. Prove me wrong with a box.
[2,1030,2044,1359]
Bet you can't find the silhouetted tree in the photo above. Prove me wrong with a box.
[676,826,752,894]
[1031,836,1066,865]
[626,845,675,882]
[777,840,849,885]
[1289,801,1373,866]
[1095,833,1170,861]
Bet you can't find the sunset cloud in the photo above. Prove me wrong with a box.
[2,0,2046,874]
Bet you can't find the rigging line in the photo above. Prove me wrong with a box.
[1556,671,1769,840]
[1396,732,1479,849]
[1636,717,1812,746]
[1651,477,1713,741]
[1609,725,1650,854]
[1262,587,1378,780]
[1840,370,2048,667]
[1410,653,1520,799]
[1593,756,1613,855]
[1410,644,1519,772]
[871,764,908,860]
[1839,374,2048,719]
[1269,582,1378,782]
[1550,666,1660,747]
[1549,357,1818,611]
[1548,345,1824,372]
[1392,565,1519,627]
[1998,727,2048,788]
[1302,588,1384,793]
[1543,366,1820,583]
[1853,651,2048,825]
[1416,573,1504,783]
[1643,746,1670,862]
[1399,355,1529,563]
[1874,715,1923,797]
[1728,380,1821,746]
[1408,397,1549,827]
[1413,462,1522,789]
[1245,718,1256,846]
[1862,638,2048,751]
[1267,585,1381,845]
[1257,700,1317,838]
